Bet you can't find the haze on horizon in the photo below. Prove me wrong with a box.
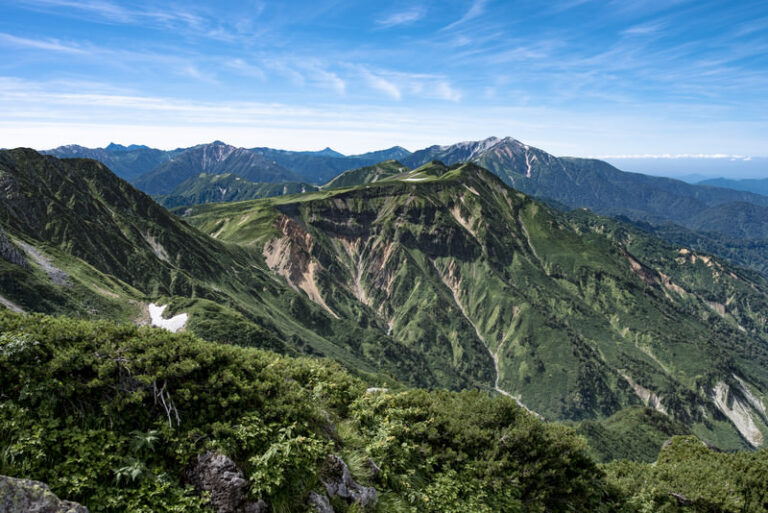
[2,0,767,176]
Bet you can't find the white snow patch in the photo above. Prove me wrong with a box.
[712,381,764,447]
[402,177,429,182]
[148,303,188,333]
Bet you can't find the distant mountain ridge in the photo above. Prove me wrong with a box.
[43,143,179,180]
[698,177,768,196]
[402,136,768,241]
[44,136,768,242]
[132,141,303,194]
[45,141,414,192]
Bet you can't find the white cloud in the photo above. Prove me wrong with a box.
[225,59,266,80]
[0,32,85,54]
[432,81,462,102]
[377,7,426,27]
[361,70,402,100]
[444,0,488,30]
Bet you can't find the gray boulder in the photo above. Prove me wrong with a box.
[322,455,377,508]
[188,451,267,513]
[0,475,88,513]
[307,491,334,513]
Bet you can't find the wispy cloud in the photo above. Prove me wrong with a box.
[377,6,426,28]
[444,0,488,30]
[622,21,666,36]
[12,0,265,44]
[361,69,401,100]
[432,81,462,102]
[225,59,266,80]
[355,67,462,102]
[311,67,347,95]
[0,32,85,54]
[16,0,204,27]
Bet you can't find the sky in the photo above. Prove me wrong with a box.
[1,0,767,168]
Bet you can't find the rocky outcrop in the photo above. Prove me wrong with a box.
[307,491,334,513]
[0,475,88,513]
[307,455,379,513]
[322,455,377,507]
[187,451,267,513]
[0,227,27,268]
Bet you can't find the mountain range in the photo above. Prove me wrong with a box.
[5,148,768,455]
[45,137,768,242]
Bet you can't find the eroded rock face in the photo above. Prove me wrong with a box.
[0,475,88,513]
[0,227,27,268]
[187,451,267,513]
[323,455,377,508]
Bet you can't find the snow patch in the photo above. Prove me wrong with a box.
[148,303,188,333]
[402,177,429,182]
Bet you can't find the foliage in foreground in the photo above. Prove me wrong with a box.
[0,311,619,512]
[2,310,768,513]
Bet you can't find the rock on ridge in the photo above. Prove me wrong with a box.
[0,474,88,513]
[323,455,377,507]
[307,455,378,512]
[187,451,267,513]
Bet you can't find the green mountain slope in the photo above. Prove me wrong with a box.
[155,173,319,209]
[181,161,768,450]
[133,141,303,195]
[573,407,692,463]
[0,149,441,387]
[640,221,768,277]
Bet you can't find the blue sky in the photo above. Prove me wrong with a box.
[1,0,767,161]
